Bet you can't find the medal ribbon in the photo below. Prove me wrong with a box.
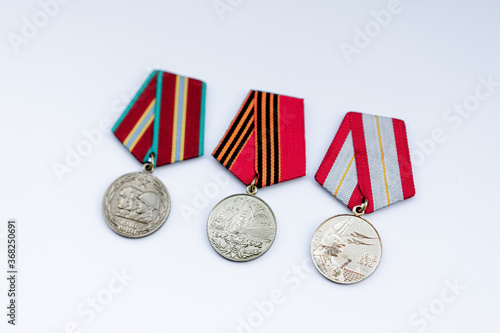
[213,90,305,188]
[113,70,206,167]
[315,112,415,214]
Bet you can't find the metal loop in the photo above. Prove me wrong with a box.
[142,153,155,173]
[246,176,258,195]
[352,199,368,216]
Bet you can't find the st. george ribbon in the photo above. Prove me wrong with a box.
[102,70,206,238]
[311,112,415,284]
[207,90,306,262]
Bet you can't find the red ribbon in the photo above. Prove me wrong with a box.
[113,70,206,167]
[315,112,415,213]
[213,90,306,188]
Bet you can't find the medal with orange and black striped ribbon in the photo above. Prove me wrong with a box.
[310,112,415,284]
[207,90,305,262]
[102,70,206,238]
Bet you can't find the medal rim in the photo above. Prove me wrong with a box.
[102,172,171,238]
[310,214,383,285]
[207,193,277,262]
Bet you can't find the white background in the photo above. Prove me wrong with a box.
[1,0,500,332]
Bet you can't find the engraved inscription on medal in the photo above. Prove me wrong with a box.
[310,215,382,284]
[207,194,277,262]
[357,252,378,268]
[102,172,170,238]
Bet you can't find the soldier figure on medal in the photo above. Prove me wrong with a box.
[310,215,382,284]
[312,229,347,281]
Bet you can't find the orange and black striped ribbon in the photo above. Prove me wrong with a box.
[213,90,305,188]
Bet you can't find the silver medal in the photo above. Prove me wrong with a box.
[311,201,382,284]
[207,181,276,262]
[102,171,170,238]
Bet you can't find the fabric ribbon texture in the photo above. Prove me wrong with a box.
[113,70,206,167]
[315,112,415,214]
[213,90,305,188]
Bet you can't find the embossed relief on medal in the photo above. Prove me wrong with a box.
[311,215,382,284]
[207,194,277,262]
[103,172,170,238]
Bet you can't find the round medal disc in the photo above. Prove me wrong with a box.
[102,172,170,238]
[207,194,277,262]
[311,214,382,284]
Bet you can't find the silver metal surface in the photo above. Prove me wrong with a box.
[207,194,276,262]
[102,172,170,238]
[311,214,382,284]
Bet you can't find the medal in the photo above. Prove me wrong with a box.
[208,90,305,261]
[102,70,206,238]
[312,112,415,283]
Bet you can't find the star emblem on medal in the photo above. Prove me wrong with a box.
[137,176,151,189]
